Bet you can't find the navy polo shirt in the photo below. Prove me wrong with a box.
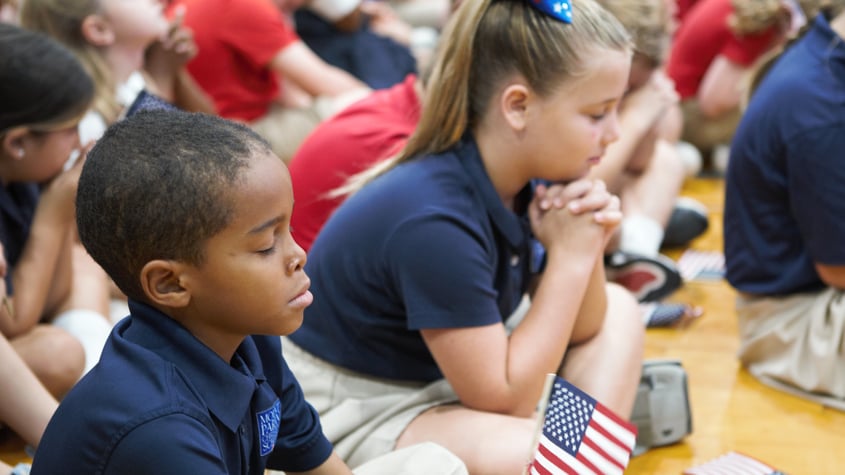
[0,182,39,294]
[724,13,845,296]
[290,135,534,382]
[31,300,333,475]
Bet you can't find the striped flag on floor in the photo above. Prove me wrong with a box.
[525,374,637,475]
[684,451,786,475]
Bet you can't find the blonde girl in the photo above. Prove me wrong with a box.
[21,0,211,142]
[282,1,644,473]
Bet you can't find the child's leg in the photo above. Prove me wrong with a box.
[1,331,60,447]
[618,140,686,257]
[396,404,536,475]
[7,324,80,403]
[51,245,112,375]
[560,282,644,418]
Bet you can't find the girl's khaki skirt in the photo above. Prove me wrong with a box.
[281,337,461,468]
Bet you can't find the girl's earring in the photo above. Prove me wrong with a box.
[16,148,24,159]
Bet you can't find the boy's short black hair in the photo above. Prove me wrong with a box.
[76,110,272,302]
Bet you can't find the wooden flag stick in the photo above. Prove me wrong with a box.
[523,373,557,475]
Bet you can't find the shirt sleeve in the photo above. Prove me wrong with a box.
[265,352,334,472]
[787,124,845,265]
[105,415,229,475]
[722,27,778,66]
[221,0,300,68]
[385,210,504,330]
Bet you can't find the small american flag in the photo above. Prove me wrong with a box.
[684,451,786,475]
[526,375,637,475]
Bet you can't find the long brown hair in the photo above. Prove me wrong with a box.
[340,0,631,195]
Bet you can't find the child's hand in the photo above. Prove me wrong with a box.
[145,6,197,79]
[39,141,93,222]
[621,71,678,133]
[361,1,413,45]
[530,180,621,256]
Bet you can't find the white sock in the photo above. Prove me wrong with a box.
[52,309,113,376]
[620,215,664,257]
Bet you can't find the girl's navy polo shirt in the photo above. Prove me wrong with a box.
[290,135,535,383]
[0,182,39,294]
[31,300,333,475]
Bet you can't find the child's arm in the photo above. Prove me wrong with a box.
[589,72,678,184]
[286,452,354,475]
[144,8,216,114]
[269,41,370,98]
[0,176,78,337]
[697,55,747,118]
[421,180,621,417]
[0,331,58,447]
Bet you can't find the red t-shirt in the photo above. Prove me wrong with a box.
[174,0,299,121]
[289,74,421,252]
[666,0,778,99]
[675,0,699,22]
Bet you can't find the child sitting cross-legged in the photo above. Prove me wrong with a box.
[30,110,467,475]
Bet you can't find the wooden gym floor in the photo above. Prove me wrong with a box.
[629,176,845,474]
[2,176,844,473]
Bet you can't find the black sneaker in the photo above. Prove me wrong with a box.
[661,197,709,249]
[605,251,683,302]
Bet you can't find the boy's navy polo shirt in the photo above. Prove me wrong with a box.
[0,182,39,294]
[31,300,332,475]
[724,13,845,296]
[290,135,534,382]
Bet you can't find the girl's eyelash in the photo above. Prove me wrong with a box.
[258,246,277,255]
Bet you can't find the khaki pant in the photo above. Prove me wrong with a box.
[281,337,461,469]
[736,288,845,411]
[250,101,330,164]
[680,99,742,154]
[251,90,372,163]
[266,442,467,475]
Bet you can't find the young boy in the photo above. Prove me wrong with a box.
[30,110,466,475]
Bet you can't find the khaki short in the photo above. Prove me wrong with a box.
[679,99,742,153]
[736,288,845,411]
[251,90,370,163]
[250,102,326,164]
[281,337,461,468]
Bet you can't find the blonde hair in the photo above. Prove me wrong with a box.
[340,0,631,194]
[744,0,845,102]
[21,0,122,124]
[729,0,831,35]
[598,0,670,66]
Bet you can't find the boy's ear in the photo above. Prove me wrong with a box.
[81,14,115,47]
[1,128,27,161]
[501,83,530,132]
[140,260,191,308]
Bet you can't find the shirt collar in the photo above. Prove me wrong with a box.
[123,300,267,431]
[453,134,528,248]
[804,13,845,79]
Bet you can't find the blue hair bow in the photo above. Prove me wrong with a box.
[528,0,572,23]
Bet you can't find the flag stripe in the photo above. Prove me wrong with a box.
[582,431,626,471]
[528,376,636,475]
[577,439,624,475]
[538,434,597,475]
[585,422,632,464]
[684,451,776,475]
[594,405,637,446]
